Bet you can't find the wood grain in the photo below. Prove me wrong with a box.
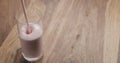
[0,0,120,63]
[104,0,120,63]
[0,0,30,46]
[0,0,16,46]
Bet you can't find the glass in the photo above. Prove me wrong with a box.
[15,0,43,62]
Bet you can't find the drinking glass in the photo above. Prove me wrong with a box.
[15,0,43,62]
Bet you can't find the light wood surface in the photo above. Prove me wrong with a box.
[0,0,30,45]
[0,0,120,63]
[104,0,120,63]
[0,0,16,45]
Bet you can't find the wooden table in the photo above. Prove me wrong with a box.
[0,0,120,63]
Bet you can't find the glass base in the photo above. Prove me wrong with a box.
[22,53,43,62]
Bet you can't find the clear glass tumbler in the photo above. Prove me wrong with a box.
[15,0,43,61]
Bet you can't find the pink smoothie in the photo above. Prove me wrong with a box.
[19,23,43,61]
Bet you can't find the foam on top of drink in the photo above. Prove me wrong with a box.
[20,23,42,41]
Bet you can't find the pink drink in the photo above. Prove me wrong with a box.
[19,23,43,61]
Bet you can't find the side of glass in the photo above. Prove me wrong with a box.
[15,0,43,62]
